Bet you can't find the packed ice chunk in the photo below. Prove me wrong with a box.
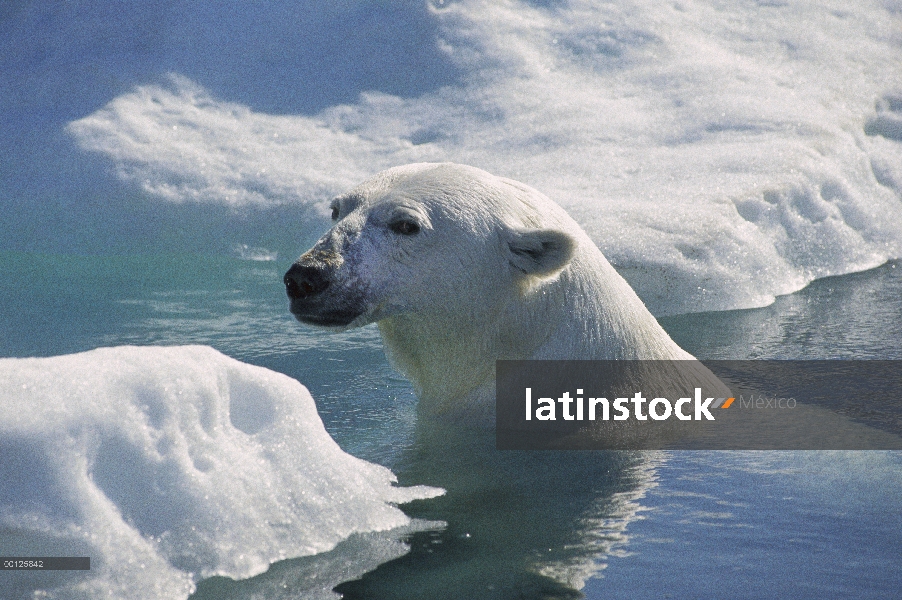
[0,345,442,599]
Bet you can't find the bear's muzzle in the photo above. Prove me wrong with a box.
[283,257,366,327]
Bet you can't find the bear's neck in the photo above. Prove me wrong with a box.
[377,309,516,415]
[530,251,693,363]
[376,248,691,417]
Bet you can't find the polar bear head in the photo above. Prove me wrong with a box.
[284,163,577,330]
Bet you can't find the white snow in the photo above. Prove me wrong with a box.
[0,345,442,599]
[66,0,902,315]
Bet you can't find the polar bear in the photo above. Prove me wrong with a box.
[284,163,695,416]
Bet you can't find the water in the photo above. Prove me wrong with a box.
[1,251,900,598]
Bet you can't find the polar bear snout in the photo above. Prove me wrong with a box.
[283,254,367,328]
[284,263,330,300]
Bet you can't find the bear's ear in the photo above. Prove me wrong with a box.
[505,227,577,277]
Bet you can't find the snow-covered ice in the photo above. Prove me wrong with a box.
[63,0,902,315]
[0,345,442,599]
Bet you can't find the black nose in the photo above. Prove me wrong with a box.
[284,263,330,299]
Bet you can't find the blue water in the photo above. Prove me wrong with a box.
[2,251,900,599]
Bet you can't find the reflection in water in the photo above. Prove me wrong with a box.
[190,522,442,600]
[187,420,659,599]
[334,420,660,599]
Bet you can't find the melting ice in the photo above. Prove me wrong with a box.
[63,0,902,315]
[0,345,442,599]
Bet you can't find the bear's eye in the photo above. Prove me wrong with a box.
[330,205,340,221]
[389,220,420,235]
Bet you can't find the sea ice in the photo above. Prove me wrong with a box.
[66,0,902,315]
[0,345,442,600]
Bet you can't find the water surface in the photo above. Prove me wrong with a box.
[2,252,899,598]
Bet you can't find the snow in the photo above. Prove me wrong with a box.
[60,0,902,314]
[0,345,441,599]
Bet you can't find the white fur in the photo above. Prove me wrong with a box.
[288,163,694,416]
